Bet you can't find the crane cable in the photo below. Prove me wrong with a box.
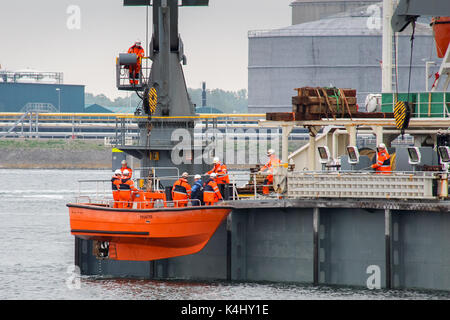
[394,19,416,138]
[407,19,416,106]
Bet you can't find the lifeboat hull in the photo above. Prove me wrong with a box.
[67,203,232,261]
[432,17,450,58]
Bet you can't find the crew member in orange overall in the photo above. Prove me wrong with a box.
[128,41,145,85]
[203,173,223,206]
[372,143,391,174]
[111,169,122,208]
[119,160,133,178]
[207,157,230,184]
[172,172,191,207]
[259,149,281,195]
[118,169,138,208]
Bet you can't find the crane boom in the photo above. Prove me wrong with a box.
[392,0,450,32]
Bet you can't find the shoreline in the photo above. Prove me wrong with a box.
[0,142,112,169]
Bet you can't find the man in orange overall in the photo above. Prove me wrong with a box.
[127,41,145,85]
[111,169,122,208]
[259,149,281,195]
[207,157,230,184]
[172,172,191,207]
[120,160,133,178]
[118,169,138,208]
[203,173,223,206]
[372,143,391,174]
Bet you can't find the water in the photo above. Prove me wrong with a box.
[0,169,449,300]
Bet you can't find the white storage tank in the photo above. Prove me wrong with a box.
[248,3,440,113]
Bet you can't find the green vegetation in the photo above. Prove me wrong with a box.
[0,139,108,151]
[85,88,248,114]
[188,88,248,114]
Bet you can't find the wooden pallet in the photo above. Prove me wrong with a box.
[292,86,358,119]
[266,111,394,121]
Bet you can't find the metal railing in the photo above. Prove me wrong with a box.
[74,168,444,206]
[116,58,151,91]
[285,170,438,200]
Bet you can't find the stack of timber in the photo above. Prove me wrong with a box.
[292,87,358,120]
[266,87,394,121]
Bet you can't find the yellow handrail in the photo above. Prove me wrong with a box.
[0,112,265,119]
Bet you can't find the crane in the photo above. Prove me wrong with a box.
[391,0,450,91]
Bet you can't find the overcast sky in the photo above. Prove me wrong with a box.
[0,0,294,99]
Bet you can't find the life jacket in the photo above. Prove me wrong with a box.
[208,162,230,184]
[372,150,391,174]
[127,45,144,64]
[111,177,121,191]
[261,154,281,175]
[119,178,137,191]
[203,179,222,203]
[172,178,191,200]
[117,178,137,208]
[120,167,133,178]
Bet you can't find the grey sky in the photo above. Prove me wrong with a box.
[0,0,294,99]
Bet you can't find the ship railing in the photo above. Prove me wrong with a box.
[285,170,440,200]
[106,199,203,209]
[133,167,181,192]
[229,172,280,201]
[76,179,111,203]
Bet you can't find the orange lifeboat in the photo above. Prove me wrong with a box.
[431,17,450,58]
[68,202,232,261]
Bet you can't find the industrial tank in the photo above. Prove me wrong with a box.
[248,3,440,113]
[291,0,380,25]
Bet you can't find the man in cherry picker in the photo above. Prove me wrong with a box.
[259,149,281,195]
[111,169,122,208]
[203,173,223,206]
[172,172,192,207]
[118,169,138,208]
[127,40,145,85]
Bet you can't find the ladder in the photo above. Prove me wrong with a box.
[431,46,450,92]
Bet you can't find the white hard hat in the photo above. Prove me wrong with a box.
[213,157,220,164]
[267,149,275,155]
[378,143,386,149]
[121,160,127,165]
[114,169,122,175]
[194,174,201,180]
[182,172,189,178]
[210,172,217,178]
[123,169,130,175]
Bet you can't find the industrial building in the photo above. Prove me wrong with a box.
[248,2,440,113]
[0,70,85,113]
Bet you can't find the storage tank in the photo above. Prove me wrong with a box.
[291,0,380,25]
[248,3,440,113]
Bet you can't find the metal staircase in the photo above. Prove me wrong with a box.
[0,111,33,138]
[431,47,450,92]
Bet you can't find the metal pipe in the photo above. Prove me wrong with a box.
[313,207,320,286]
[385,208,392,289]
[382,0,394,93]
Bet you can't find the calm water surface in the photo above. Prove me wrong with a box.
[0,169,449,300]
